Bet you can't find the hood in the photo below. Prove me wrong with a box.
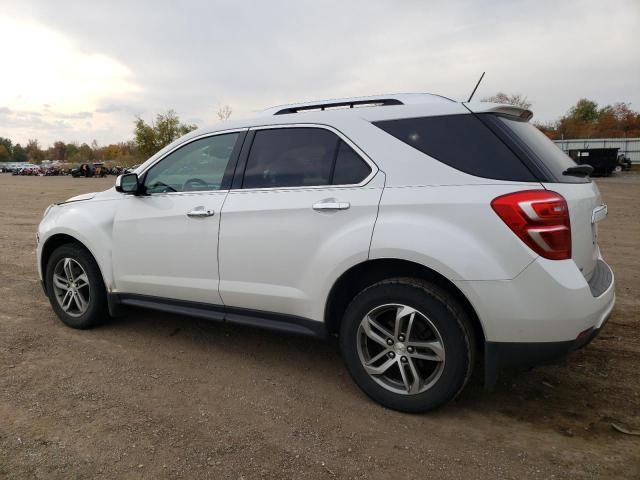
[60,192,97,204]
[59,186,120,205]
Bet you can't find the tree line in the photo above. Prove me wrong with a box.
[1,98,638,165]
[0,106,232,167]
[483,93,640,139]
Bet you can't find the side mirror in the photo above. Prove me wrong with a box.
[115,173,140,194]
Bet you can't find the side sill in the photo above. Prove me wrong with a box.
[111,293,327,339]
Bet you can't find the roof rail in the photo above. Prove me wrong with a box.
[259,93,455,116]
[273,98,403,115]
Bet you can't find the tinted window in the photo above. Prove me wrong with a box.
[242,128,371,188]
[374,114,536,182]
[333,141,371,184]
[144,133,239,193]
[496,116,588,184]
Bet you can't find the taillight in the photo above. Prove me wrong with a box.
[491,190,571,260]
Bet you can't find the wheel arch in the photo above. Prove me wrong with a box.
[324,258,485,347]
[40,233,108,295]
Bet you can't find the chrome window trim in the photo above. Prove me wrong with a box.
[235,123,379,192]
[138,128,248,196]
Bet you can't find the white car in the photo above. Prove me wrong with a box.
[37,94,615,412]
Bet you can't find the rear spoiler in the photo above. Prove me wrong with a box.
[463,102,533,121]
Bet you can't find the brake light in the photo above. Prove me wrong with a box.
[491,190,571,260]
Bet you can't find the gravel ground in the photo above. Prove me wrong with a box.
[1,173,638,479]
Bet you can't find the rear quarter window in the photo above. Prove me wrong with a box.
[374,114,537,182]
[488,115,589,184]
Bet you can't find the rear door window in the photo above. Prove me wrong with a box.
[374,114,537,182]
[242,127,371,188]
[333,140,372,185]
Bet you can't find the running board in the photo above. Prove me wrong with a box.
[109,293,327,339]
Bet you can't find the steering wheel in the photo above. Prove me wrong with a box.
[183,178,208,191]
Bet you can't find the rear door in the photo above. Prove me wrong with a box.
[218,125,383,320]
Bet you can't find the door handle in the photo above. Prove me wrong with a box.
[187,206,215,218]
[312,200,350,211]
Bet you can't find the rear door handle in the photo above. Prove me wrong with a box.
[312,200,350,211]
[187,206,215,218]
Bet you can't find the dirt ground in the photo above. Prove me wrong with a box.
[0,173,638,479]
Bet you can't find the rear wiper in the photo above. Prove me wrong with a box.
[563,165,593,177]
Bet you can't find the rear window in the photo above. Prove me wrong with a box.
[495,116,588,184]
[374,114,536,182]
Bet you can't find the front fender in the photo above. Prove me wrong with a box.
[38,199,120,290]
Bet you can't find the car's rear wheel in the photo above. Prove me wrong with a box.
[339,278,475,412]
[45,243,108,329]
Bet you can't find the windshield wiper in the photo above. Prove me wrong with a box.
[563,165,593,177]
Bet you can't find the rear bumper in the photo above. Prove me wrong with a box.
[454,256,615,388]
[455,256,615,343]
[484,311,611,388]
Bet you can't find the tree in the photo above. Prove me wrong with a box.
[481,92,531,109]
[217,105,232,121]
[134,110,197,158]
[77,143,95,161]
[538,99,640,140]
[47,141,67,161]
[26,139,44,164]
[568,99,599,123]
[66,142,79,160]
[0,145,10,162]
[12,143,27,163]
[0,137,12,158]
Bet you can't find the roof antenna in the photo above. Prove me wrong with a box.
[467,72,485,102]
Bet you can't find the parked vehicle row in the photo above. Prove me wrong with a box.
[3,163,134,177]
[37,93,615,412]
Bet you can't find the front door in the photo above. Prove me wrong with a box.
[112,130,245,304]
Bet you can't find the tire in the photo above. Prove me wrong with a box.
[45,243,108,329]
[339,278,475,413]
[614,165,623,173]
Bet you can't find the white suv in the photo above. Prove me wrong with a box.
[37,94,615,412]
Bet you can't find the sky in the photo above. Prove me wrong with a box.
[1,0,639,147]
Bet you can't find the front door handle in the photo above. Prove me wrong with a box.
[312,200,350,211]
[187,206,215,218]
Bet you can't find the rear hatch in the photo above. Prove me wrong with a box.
[541,181,602,279]
[486,112,603,280]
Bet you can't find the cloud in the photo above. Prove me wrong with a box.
[1,0,639,145]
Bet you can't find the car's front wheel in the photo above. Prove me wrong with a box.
[45,243,108,329]
[339,278,475,413]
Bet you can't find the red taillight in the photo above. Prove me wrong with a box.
[491,190,571,260]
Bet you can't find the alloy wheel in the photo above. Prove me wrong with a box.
[52,258,91,317]
[356,303,446,395]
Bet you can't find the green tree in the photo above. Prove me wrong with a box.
[134,110,197,158]
[0,137,12,157]
[66,142,79,161]
[12,143,27,162]
[568,99,599,123]
[77,143,95,161]
[0,144,10,162]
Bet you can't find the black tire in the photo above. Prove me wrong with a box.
[339,278,475,413]
[45,243,108,329]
